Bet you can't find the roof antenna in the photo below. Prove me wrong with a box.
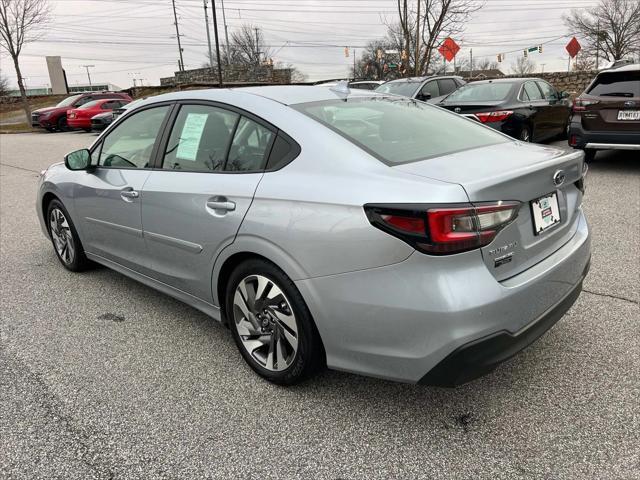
[329,80,350,96]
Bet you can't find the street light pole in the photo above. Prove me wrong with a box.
[203,0,214,68]
[211,0,224,86]
[81,65,94,86]
[220,0,231,63]
[171,0,184,71]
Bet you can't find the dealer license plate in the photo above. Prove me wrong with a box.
[617,110,640,121]
[531,192,560,235]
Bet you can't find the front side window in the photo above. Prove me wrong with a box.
[99,105,170,168]
[294,97,509,165]
[437,78,458,96]
[75,96,93,107]
[421,81,440,98]
[226,117,274,172]
[163,105,238,172]
[536,81,558,100]
[56,94,82,107]
[78,100,100,110]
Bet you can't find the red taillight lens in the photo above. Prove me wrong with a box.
[365,202,520,255]
[475,110,513,123]
[572,98,599,112]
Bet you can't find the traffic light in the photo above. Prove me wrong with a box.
[497,54,502,62]
[344,47,349,57]
[523,49,528,58]
[538,45,543,53]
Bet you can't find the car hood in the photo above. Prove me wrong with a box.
[33,106,63,115]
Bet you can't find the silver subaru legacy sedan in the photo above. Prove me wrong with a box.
[36,86,591,386]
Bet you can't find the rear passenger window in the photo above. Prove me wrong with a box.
[437,78,458,96]
[163,105,239,172]
[225,117,274,172]
[523,82,543,101]
[536,81,558,100]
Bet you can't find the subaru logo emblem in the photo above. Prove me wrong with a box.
[553,170,566,187]
[454,107,461,113]
[624,100,636,108]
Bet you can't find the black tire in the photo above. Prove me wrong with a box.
[583,149,596,163]
[46,199,91,272]
[83,128,92,133]
[519,125,532,142]
[559,118,570,140]
[225,258,324,385]
[56,116,68,132]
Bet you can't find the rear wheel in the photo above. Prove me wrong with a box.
[47,199,91,271]
[519,126,531,142]
[583,149,596,163]
[226,259,324,385]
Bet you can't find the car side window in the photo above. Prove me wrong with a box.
[523,82,543,101]
[421,81,440,98]
[536,81,558,100]
[74,96,92,107]
[101,101,114,110]
[226,116,275,172]
[437,79,458,96]
[163,104,239,172]
[99,105,170,169]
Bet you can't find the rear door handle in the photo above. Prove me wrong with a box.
[120,188,139,202]
[206,197,236,212]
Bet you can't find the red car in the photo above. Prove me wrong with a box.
[67,98,131,131]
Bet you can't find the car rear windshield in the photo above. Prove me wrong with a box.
[56,94,83,107]
[293,97,509,165]
[444,82,515,102]
[375,81,421,97]
[587,71,640,97]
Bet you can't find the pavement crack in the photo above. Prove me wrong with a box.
[0,162,41,174]
[582,288,638,305]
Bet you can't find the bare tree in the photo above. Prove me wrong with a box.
[0,0,50,119]
[511,56,536,75]
[476,58,499,71]
[225,24,274,68]
[564,0,640,65]
[573,52,597,71]
[0,73,10,96]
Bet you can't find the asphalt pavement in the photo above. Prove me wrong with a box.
[1,131,638,479]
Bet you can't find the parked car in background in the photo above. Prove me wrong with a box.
[90,111,116,132]
[568,63,640,161]
[374,75,466,103]
[68,98,130,131]
[440,78,571,143]
[349,80,386,90]
[37,86,590,386]
[31,92,132,132]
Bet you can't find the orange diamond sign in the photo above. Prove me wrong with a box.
[438,37,460,62]
[566,37,581,58]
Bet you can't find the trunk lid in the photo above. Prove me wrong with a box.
[579,93,640,132]
[394,141,585,281]
[440,101,506,114]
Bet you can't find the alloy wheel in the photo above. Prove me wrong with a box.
[232,274,299,372]
[520,128,531,142]
[49,208,75,264]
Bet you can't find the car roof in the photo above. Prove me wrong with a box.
[600,63,639,73]
[138,85,382,107]
[465,78,540,85]
[386,75,462,83]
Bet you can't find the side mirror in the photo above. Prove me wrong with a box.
[416,92,431,102]
[65,149,91,171]
[560,91,570,99]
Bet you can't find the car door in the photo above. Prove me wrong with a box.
[521,81,550,141]
[72,104,172,273]
[140,103,275,303]
[536,80,568,135]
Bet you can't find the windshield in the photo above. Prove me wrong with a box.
[56,94,83,107]
[587,71,640,97]
[294,97,508,165]
[79,100,100,109]
[375,81,421,97]
[444,82,515,102]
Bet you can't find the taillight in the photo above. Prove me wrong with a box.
[572,98,599,112]
[475,110,513,123]
[364,202,521,255]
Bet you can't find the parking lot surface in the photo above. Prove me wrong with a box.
[1,131,639,479]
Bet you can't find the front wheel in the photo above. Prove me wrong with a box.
[56,116,68,132]
[519,126,532,142]
[47,199,91,271]
[226,259,324,385]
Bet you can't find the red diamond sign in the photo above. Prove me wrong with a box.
[565,37,581,58]
[438,37,460,62]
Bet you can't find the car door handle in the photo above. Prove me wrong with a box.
[120,189,139,201]
[206,198,235,212]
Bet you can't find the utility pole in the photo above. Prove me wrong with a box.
[171,0,184,71]
[203,0,214,67]
[353,47,356,80]
[541,63,546,73]
[81,65,94,86]
[414,0,420,75]
[254,27,261,64]
[595,19,600,70]
[469,49,473,79]
[220,0,230,63]
[211,0,224,86]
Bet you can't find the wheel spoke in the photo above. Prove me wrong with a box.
[265,334,276,370]
[275,329,286,368]
[274,309,296,332]
[254,275,271,303]
[280,326,298,353]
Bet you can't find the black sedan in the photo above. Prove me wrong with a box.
[439,78,571,143]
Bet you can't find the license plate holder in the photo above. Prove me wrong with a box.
[617,110,640,121]
[531,192,561,235]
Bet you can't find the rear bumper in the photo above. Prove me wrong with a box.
[296,209,591,384]
[569,119,640,149]
[419,260,589,386]
[67,119,91,129]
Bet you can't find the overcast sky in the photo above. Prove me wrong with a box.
[0,0,600,90]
